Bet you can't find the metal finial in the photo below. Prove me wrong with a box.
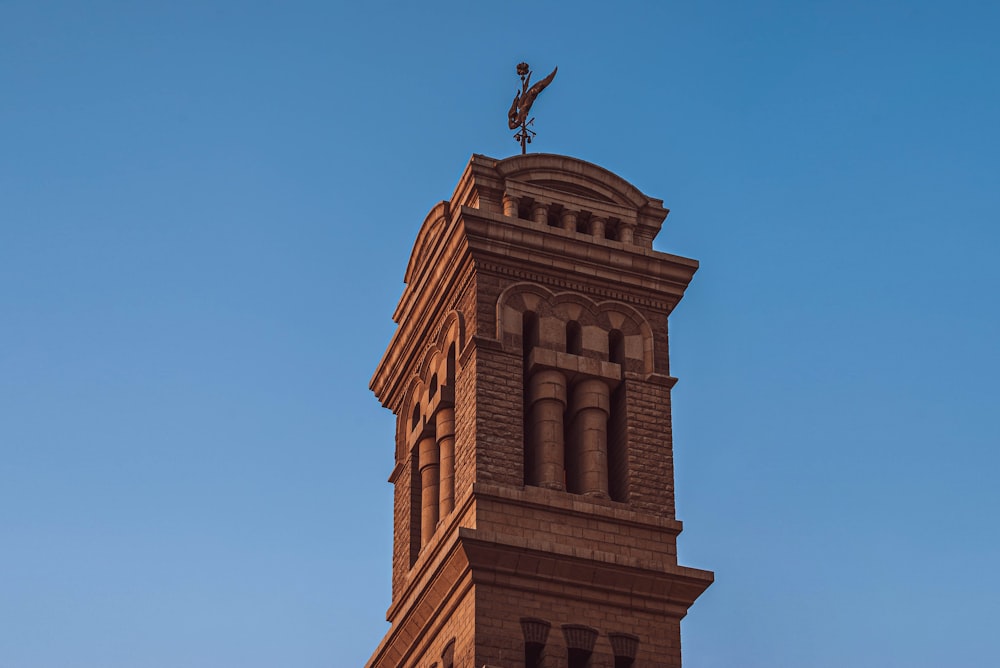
[507,62,557,154]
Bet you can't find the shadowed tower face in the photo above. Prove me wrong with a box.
[368,153,713,668]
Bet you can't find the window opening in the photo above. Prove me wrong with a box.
[609,632,639,668]
[520,618,550,668]
[525,642,544,668]
[605,222,619,241]
[446,343,456,386]
[522,311,539,486]
[566,320,582,355]
[563,624,597,668]
[441,638,456,668]
[408,447,421,564]
[609,329,624,365]
[568,648,591,668]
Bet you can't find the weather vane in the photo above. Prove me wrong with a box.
[507,62,557,154]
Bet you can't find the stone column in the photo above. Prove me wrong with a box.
[569,378,611,498]
[527,369,567,490]
[590,216,606,239]
[560,209,578,233]
[503,193,519,218]
[619,221,636,244]
[418,434,439,545]
[436,407,455,517]
[531,201,549,225]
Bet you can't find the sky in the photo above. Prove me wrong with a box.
[1,1,999,666]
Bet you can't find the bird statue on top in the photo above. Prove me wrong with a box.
[508,62,557,154]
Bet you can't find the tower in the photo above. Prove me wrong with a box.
[367,154,712,667]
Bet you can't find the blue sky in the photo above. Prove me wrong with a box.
[1,1,998,666]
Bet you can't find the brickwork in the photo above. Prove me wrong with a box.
[475,584,683,667]
[621,379,676,518]
[368,154,711,667]
[473,342,525,488]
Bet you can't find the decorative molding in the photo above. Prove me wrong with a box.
[477,260,673,312]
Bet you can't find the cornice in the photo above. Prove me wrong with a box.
[472,482,683,533]
[475,259,674,312]
[459,207,697,311]
[459,527,713,617]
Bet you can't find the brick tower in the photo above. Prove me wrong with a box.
[367,154,713,668]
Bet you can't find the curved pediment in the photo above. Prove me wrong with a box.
[493,153,654,209]
[403,201,449,286]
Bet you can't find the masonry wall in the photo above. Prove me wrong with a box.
[475,584,683,668]
[622,378,676,518]
[404,588,476,668]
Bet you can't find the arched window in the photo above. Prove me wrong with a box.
[441,638,456,668]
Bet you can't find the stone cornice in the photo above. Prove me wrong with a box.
[385,485,479,623]
[460,528,713,618]
[473,482,683,533]
[367,533,474,668]
[476,259,674,312]
[461,206,697,307]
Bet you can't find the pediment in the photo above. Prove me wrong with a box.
[493,153,653,210]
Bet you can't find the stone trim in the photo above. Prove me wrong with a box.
[520,617,552,645]
[562,624,599,651]
[609,632,640,660]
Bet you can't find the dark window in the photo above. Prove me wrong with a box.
[566,320,582,355]
[522,311,539,353]
[408,447,421,564]
[446,343,456,386]
[520,618,551,668]
[522,311,539,486]
[569,648,591,668]
[525,641,544,668]
[609,329,625,365]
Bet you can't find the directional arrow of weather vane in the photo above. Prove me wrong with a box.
[507,62,558,155]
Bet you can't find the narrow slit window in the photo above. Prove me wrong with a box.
[566,321,582,355]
